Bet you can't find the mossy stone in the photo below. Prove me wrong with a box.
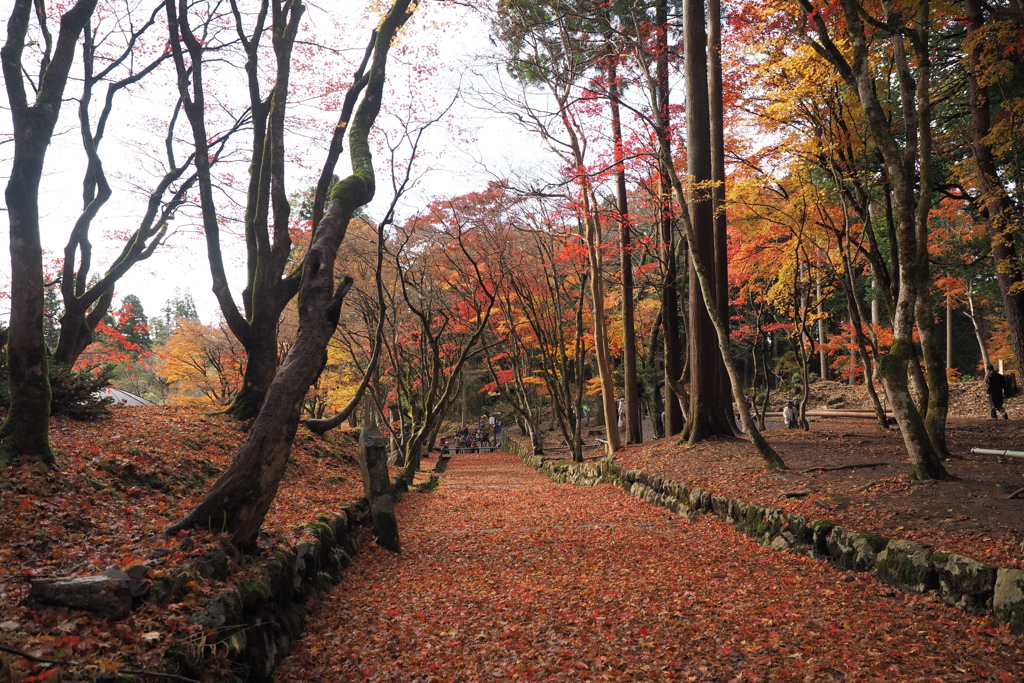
[935,553,997,614]
[876,540,936,594]
[994,569,1024,635]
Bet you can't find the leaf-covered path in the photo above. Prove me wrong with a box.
[277,451,1023,681]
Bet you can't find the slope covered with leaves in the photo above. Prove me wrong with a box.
[279,451,1024,681]
[613,409,1024,570]
[0,406,364,681]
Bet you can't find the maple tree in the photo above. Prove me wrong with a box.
[792,0,950,478]
[50,1,206,373]
[484,194,593,461]
[157,318,245,406]
[165,0,312,422]
[494,0,626,456]
[961,0,1024,368]
[371,186,508,473]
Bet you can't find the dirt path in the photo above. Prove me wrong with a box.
[277,451,1023,681]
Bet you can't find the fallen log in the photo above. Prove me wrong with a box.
[802,462,890,474]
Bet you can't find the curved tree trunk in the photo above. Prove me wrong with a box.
[167,0,413,548]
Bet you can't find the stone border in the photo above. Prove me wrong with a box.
[160,468,418,682]
[502,435,1024,635]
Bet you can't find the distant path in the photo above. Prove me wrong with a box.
[277,451,1023,681]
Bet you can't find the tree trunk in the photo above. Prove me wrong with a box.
[229,322,281,420]
[586,219,622,456]
[803,0,948,479]
[817,278,828,379]
[608,50,642,445]
[966,289,991,370]
[683,0,733,443]
[657,0,684,436]
[0,0,100,467]
[965,0,1024,372]
[167,0,413,547]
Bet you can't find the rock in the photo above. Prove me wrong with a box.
[826,527,888,571]
[742,504,765,537]
[876,540,936,594]
[994,569,1024,635]
[29,566,134,619]
[933,553,997,615]
[122,563,153,598]
[811,520,834,555]
[770,532,796,552]
[785,514,812,546]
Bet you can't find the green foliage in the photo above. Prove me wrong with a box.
[48,364,116,421]
[0,331,113,420]
[152,289,200,344]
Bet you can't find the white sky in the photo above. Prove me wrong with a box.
[0,0,554,325]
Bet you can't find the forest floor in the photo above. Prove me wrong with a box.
[0,380,1021,680]
[0,406,366,681]
[609,380,1024,570]
[279,449,1024,681]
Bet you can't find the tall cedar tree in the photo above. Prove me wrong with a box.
[682,0,735,443]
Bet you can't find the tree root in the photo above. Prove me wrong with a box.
[802,462,890,474]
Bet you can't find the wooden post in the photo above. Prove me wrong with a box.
[358,423,401,552]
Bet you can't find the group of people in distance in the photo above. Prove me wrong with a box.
[439,414,504,453]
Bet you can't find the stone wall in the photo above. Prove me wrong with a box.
[507,441,1024,636]
[160,468,416,682]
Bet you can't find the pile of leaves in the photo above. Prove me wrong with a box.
[0,406,365,681]
[278,451,1024,681]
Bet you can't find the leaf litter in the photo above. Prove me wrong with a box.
[0,406,365,681]
[278,450,1024,682]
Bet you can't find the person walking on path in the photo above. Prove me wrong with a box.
[782,399,798,429]
[986,364,1009,420]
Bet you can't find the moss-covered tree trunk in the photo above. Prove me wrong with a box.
[800,0,949,480]
[167,0,414,548]
[0,0,100,467]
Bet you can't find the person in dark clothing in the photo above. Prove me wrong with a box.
[986,364,1009,420]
